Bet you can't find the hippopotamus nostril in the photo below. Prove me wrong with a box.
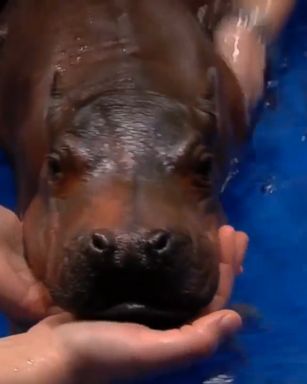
[147,230,172,255]
[89,230,115,255]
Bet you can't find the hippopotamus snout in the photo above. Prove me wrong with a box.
[49,225,218,329]
[85,229,183,262]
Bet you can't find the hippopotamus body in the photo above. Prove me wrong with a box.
[0,0,247,329]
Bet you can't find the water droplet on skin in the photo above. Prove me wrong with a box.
[79,45,88,53]
[55,64,65,74]
[13,368,19,373]
[27,360,34,366]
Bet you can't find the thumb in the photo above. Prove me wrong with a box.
[119,310,242,380]
[0,206,51,321]
[134,310,242,365]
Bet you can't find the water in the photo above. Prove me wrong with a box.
[0,1,307,383]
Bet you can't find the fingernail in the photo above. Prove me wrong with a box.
[220,314,242,335]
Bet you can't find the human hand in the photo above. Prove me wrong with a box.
[10,308,241,384]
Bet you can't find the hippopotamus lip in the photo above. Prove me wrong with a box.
[83,302,197,330]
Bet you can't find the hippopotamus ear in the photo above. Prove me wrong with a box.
[0,3,8,53]
[207,60,250,149]
[0,23,7,50]
[47,70,70,141]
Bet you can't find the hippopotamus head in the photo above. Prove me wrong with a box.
[23,87,225,328]
[1,0,247,329]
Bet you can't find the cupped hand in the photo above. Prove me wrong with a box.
[25,309,241,384]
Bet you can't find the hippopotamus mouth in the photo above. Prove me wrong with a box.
[86,303,193,329]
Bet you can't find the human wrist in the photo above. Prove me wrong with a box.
[216,12,268,48]
[52,326,111,384]
[227,8,270,44]
[0,331,71,384]
[229,0,295,43]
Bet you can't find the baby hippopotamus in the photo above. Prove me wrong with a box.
[0,0,248,329]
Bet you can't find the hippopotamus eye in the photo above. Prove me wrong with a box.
[189,142,213,176]
[196,153,213,176]
[47,153,63,181]
[51,71,62,98]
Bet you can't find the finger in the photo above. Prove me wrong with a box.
[2,274,50,321]
[30,312,74,332]
[0,254,51,320]
[0,206,23,256]
[234,231,249,275]
[205,261,234,313]
[134,310,242,367]
[205,226,237,312]
[218,225,236,267]
[0,206,50,320]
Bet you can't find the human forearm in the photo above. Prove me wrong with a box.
[0,332,67,384]
[232,0,295,41]
[214,0,295,105]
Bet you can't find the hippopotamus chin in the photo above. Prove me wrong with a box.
[0,0,248,329]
